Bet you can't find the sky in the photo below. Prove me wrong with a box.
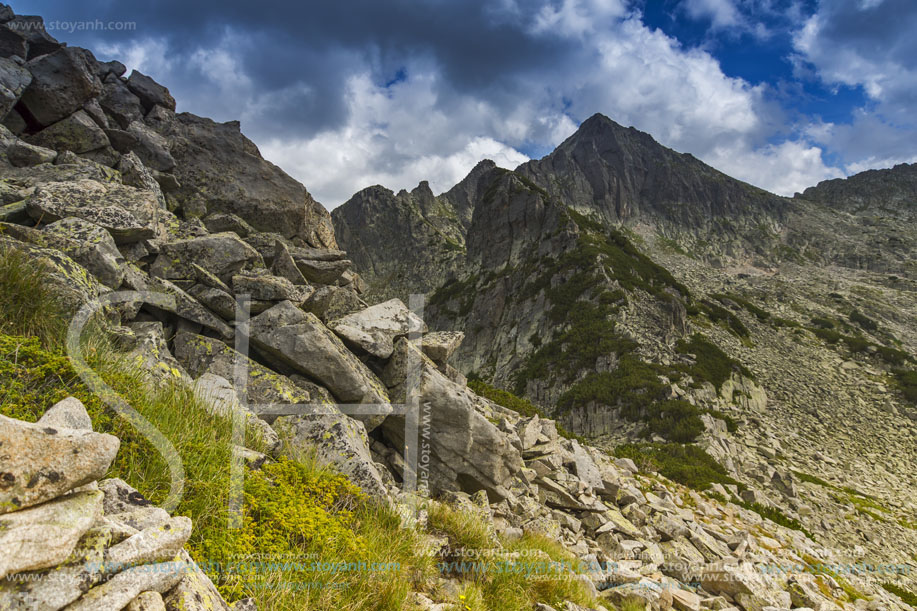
[14,0,917,208]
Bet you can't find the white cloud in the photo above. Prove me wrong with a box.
[682,0,742,28]
[707,140,843,196]
[259,71,529,207]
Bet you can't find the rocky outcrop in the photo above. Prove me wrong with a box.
[0,398,227,610]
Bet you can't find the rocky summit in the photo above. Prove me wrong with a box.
[0,4,915,611]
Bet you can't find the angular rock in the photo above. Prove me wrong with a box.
[37,396,92,431]
[126,591,166,611]
[193,373,281,455]
[232,271,304,302]
[146,275,234,339]
[270,239,308,285]
[701,561,787,611]
[124,322,193,386]
[0,55,30,117]
[249,301,391,429]
[295,256,352,285]
[302,285,367,323]
[150,232,263,284]
[19,47,102,127]
[7,139,56,166]
[274,412,388,498]
[419,331,464,365]
[203,212,255,237]
[381,339,523,499]
[64,557,185,611]
[329,298,427,359]
[0,414,119,514]
[99,76,143,129]
[99,478,156,516]
[42,216,126,288]
[5,16,61,60]
[172,332,335,423]
[104,516,192,571]
[0,489,103,579]
[118,151,166,208]
[26,179,165,243]
[0,238,105,314]
[126,119,175,171]
[187,284,237,320]
[162,551,230,611]
[126,70,176,112]
[28,109,109,153]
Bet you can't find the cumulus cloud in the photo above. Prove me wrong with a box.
[792,0,917,170]
[30,0,877,205]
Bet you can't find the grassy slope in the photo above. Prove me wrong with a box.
[0,245,609,610]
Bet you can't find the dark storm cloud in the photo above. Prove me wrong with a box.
[18,0,574,138]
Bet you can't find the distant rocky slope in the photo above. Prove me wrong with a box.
[1,5,917,611]
[333,110,917,608]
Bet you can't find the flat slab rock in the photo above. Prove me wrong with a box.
[0,413,119,514]
[0,489,103,579]
[249,301,391,430]
[329,298,427,359]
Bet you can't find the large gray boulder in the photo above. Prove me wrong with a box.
[42,216,126,288]
[19,47,102,127]
[125,120,175,171]
[26,179,166,244]
[380,338,523,499]
[2,16,61,60]
[0,55,30,118]
[99,76,143,129]
[172,332,335,423]
[126,70,175,113]
[0,414,119,514]
[145,275,234,339]
[249,301,391,429]
[124,322,193,387]
[329,298,427,359]
[28,109,110,153]
[162,112,336,248]
[150,232,263,284]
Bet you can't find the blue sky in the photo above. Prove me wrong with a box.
[14,0,917,207]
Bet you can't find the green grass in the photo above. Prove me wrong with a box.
[697,299,750,338]
[613,443,744,491]
[0,244,69,344]
[882,583,917,608]
[676,333,754,391]
[712,292,772,322]
[737,501,814,540]
[428,503,610,611]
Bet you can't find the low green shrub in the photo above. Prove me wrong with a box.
[893,369,917,405]
[676,333,753,390]
[882,583,917,607]
[613,443,744,491]
[849,309,879,332]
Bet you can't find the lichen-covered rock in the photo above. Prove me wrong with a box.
[126,591,167,611]
[37,396,93,431]
[126,119,175,172]
[294,256,352,285]
[329,298,427,359]
[270,239,308,285]
[232,271,305,302]
[274,412,388,498]
[42,216,126,288]
[28,109,110,153]
[64,557,185,611]
[145,275,234,339]
[418,331,464,365]
[26,179,165,244]
[124,322,194,387]
[302,285,367,323]
[172,332,335,423]
[7,139,57,167]
[150,232,264,284]
[0,415,119,514]
[0,489,103,579]
[249,301,391,429]
[99,75,143,130]
[162,550,230,611]
[104,516,192,571]
[19,47,102,127]
[0,238,106,314]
